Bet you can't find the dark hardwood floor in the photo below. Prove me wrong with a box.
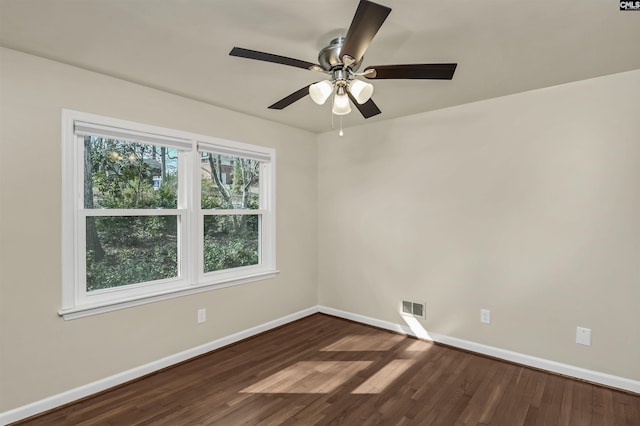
[15,313,639,425]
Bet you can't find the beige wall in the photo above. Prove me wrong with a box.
[317,70,640,380]
[0,48,318,411]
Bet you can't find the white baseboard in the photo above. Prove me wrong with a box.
[3,304,638,424]
[318,305,640,395]
[0,306,317,425]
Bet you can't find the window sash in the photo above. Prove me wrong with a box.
[78,210,188,304]
[75,129,190,303]
[196,159,275,284]
[200,212,263,275]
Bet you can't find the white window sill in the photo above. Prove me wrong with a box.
[58,270,279,320]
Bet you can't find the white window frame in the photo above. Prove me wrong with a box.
[60,110,277,319]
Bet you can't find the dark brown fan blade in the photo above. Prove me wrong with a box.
[230,47,320,71]
[364,63,457,80]
[347,92,382,119]
[268,85,312,110]
[340,0,391,65]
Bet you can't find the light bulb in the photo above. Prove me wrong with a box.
[332,92,351,115]
[309,80,333,105]
[349,79,374,104]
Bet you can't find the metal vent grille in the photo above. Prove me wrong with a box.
[412,303,424,318]
[401,300,425,319]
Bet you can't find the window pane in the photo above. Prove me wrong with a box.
[200,152,260,209]
[86,216,178,291]
[203,215,259,272]
[84,136,179,209]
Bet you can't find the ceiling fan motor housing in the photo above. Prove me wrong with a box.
[318,37,362,72]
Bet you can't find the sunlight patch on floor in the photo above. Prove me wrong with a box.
[240,361,373,394]
[404,338,434,352]
[320,333,405,352]
[401,315,432,341]
[351,359,415,394]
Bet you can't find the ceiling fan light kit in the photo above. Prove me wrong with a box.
[309,80,333,105]
[349,79,374,105]
[229,0,458,132]
[332,87,352,115]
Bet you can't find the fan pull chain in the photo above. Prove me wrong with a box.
[330,112,344,136]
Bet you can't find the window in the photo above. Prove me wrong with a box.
[61,110,276,319]
[196,140,274,285]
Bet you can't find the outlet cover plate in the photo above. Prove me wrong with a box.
[576,327,591,345]
[480,309,491,324]
[197,308,206,324]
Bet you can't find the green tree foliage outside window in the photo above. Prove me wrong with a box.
[84,137,179,291]
[84,138,262,291]
[201,153,260,273]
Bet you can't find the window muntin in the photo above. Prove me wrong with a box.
[61,110,276,318]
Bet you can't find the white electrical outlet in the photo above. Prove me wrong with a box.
[576,327,591,346]
[480,309,491,324]
[197,308,206,324]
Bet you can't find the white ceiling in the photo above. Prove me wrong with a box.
[1,0,639,133]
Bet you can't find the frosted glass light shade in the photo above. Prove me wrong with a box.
[332,92,351,115]
[309,80,333,105]
[350,79,374,104]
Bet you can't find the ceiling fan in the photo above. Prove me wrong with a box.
[229,0,457,122]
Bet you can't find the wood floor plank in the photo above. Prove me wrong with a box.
[489,366,538,425]
[13,313,640,426]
